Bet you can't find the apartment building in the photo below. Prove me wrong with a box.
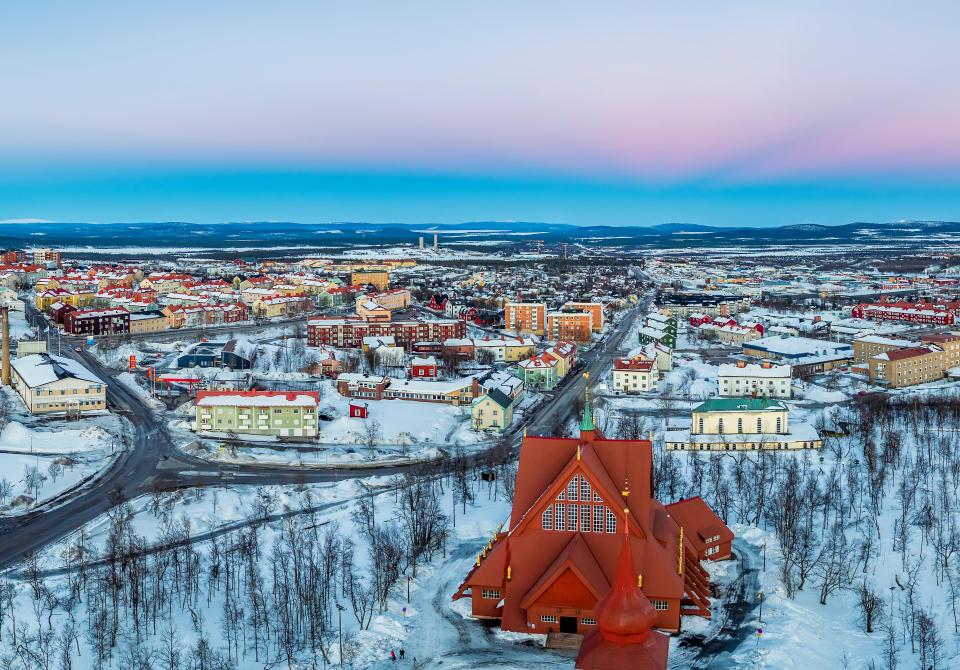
[612,358,656,393]
[868,345,945,388]
[351,270,389,290]
[307,318,465,349]
[193,391,319,437]
[546,310,592,342]
[852,335,920,364]
[63,307,131,336]
[505,301,546,336]
[561,301,605,331]
[718,361,792,398]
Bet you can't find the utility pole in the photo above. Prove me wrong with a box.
[336,603,346,667]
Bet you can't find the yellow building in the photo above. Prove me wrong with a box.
[471,389,514,432]
[665,397,821,451]
[351,271,390,290]
[11,353,107,415]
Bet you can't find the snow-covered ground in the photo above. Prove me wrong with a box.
[0,417,127,515]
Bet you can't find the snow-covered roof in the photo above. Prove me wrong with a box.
[718,363,791,378]
[196,391,319,408]
[11,353,104,388]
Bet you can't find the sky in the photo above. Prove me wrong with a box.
[0,1,957,227]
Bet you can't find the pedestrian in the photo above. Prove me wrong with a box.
[399,648,405,660]
[391,649,396,662]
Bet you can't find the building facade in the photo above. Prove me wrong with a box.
[193,391,319,437]
[505,301,546,336]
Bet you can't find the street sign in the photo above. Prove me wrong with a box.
[756,628,763,636]
[128,355,136,370]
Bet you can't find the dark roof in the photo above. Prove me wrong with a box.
[484,388,513,409]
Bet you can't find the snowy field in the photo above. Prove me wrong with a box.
[0,416,128,515]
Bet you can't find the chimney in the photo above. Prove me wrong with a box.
[472,377,480,398]
[1,307,9,386]
[736,360,746,368]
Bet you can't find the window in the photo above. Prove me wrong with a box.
[757,417,762,432]
[581,618,597,625]
[481,589,500,599]
[541,615,558,623]
[776,417,782,433]
[274,409,282,414]
[580,476,592,500]
[541,506,554,530]
[580,505,591,533]
[718,418,724,434]
[593,507,604,533]
[556,503,566,531]
[652,600,669,611]
[697,417,703,434]
[567,476,579,501]
[567,504,579,531]
[737,418,742,433]
[556,489,566,501]
[605,507,617,534]
[593,491,602,502]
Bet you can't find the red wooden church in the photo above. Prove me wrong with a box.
[453,399,732,636]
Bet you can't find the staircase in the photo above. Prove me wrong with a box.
[545,631,584,650]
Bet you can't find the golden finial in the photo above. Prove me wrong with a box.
[638,573,643,588]
[476,554,481,567]
[482,546,487,558]
[622,477,630,498]
[577,445,581,461]
[507,565,512,581]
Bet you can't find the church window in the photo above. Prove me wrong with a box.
[605,507,617,534]
[541,506,554,530]
[580,505,591,532]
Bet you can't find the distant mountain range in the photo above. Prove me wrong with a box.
[2,219,958,256]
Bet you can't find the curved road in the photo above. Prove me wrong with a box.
[0,299,647,571]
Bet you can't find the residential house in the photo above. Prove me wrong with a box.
[193,391,319,437]
[11,353,106,415]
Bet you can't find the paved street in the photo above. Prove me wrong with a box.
[0,298,648,570]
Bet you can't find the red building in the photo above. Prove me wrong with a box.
[665,497,734,561]
[63,307,130,335]
[48,302,77,325]
[410,356,438,378]
[575,530,669,670]
[453,403,731,634]
[307,318,466,350]
[852,301,957,325]
[348,401,369,418]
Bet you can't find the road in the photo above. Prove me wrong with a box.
[0,299,648,570]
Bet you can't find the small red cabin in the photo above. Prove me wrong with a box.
[349,401,369,419]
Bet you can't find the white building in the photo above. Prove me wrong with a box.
[612,358,657,393]
[11,353,106,415]
[717,361,792,398]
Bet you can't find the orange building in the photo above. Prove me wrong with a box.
[350,270,389,291]
[547,311,593,342]
[563,302,605,332]
[453,402,731,634]
[505,301,546,336]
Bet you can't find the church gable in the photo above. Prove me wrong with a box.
[534,567,599,609]
[527,469,623,536]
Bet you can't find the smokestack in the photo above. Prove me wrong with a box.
[433,233,438,249]
[419,236,425,249]
[2,307,9,386]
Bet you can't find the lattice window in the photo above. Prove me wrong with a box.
[541,615,558,623]
[605,507,617,534]
[593,507,604,533]
[593,491,602,502]
[652,600,669,611]
[542,505,554,530]
[581,618,597,625]
[567,476,579,501]
[580,505,591,533]
[567,504,579,531]
[556,503,566,531]
[557,489,566,501]
[481,589,501,599]
[580,476,591,500]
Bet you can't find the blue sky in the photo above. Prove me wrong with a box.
[0,1,957,226]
